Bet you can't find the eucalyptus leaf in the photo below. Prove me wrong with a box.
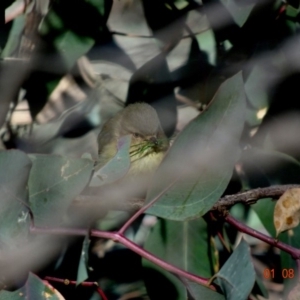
[143,217,215,299]
[215,239,255,300]
[1,16,25,58]
[220,0,255,27]
[90,135,131,187]
[146,72,246,220]
[144,218,214,278]
[0,150,31,250]
[185,280,225,300]
[0,273,63,300]
[77,236,90,285]
[28,154,93,226]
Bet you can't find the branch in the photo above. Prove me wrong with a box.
[224,213,300,259]
[212,184,300,211]
[31,226,214,289]
[31,184,300,293]
[44,276,108,300]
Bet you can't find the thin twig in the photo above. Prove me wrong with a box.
[44,276,108,300]
[213,184,300,211]
[225,213,300,259]
[31,226,214,289]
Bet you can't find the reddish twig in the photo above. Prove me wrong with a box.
[31,226,214,289]
[225,213,300,259]
[44,276,108,300]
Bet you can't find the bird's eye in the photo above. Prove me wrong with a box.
[133,133,141,138]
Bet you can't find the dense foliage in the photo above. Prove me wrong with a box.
[1,0,300,299]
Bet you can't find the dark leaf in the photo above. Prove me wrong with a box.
[215,239,255,300]
[0,273,63,300]
[90,135,131,187]
[146,72,246,220]
[0,150,31,250]
[28,154,93,226]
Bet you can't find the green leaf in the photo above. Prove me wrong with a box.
[215,239,255,300]
[220,0,255,27]
[77,236,90,285]
[0,273,63,300]
[144,218,214,278]
[146,72,246,220]
[185,280,225,300]
[244,65,269,126]
[252,199,276,238]
[1,16,25,58]
[28,154,93,226]
[90,135,131,186]
[0,150,31,250]
[143,218,216,299]
[53,32,94,70]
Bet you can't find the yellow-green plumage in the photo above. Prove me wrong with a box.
[97,103,169,179]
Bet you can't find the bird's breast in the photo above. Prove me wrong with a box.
[129,151,165,176]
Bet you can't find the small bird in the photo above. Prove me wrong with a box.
[97,102,169,178]
[75,103,169,225]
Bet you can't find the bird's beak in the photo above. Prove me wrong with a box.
[148,136,169,152]
[149,136,158,146]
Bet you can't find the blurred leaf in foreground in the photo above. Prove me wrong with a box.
[144,218,213,278]
[90,135,131,187]
[0,273,64,300]
[0,150,31,250]
[28,154,93,227]
[146,72,246,221]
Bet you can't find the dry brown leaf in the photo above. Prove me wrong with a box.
[274,188,300,237]
[43,281,65,300]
